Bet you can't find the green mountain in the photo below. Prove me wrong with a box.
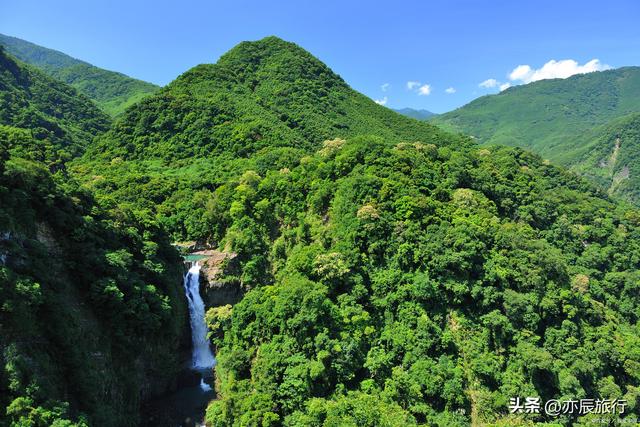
[88,36,456,162]
[0,33,160,116]
[568,112,640,202]
[433,67,640,161]
[0,46,111,169]
[394,107,436,120]
[72,37,640,426]
[0,44,186,426]
[75,36,464,238]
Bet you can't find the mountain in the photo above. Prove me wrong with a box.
[87,36,458,162]
[394,107,436,120]
[433,67,640,162]
[0,45,186,426]
[70,37,640,426]
[0,46,111,168]
[0,33,159,116]
[74,36,466,239]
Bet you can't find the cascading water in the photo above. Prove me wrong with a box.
[183,264,216,369]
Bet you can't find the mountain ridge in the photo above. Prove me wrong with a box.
[0,33,160,115]
[394,107,437,120]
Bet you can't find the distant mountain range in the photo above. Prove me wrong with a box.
[393,107,436,120]
[0,33,159,115]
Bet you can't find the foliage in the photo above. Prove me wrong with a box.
[568,112,640,203]
[3,33,640,426]
[0,50,186,427]
[196,136,640,425]
[433,67,640,206]
[73,37,467,241]
[0,47,110,169]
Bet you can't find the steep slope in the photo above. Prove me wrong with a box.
[0,33,159,116]
[203,139,640,427]
[0,45,187,426]
[433,67,640,161]
[70,37,640,425]
[567,112,640,202]
[0,47,110,168]
[394,107,437,120]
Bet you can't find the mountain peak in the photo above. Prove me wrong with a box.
[93,37,460,161]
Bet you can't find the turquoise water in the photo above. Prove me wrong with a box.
[183,254,207,262]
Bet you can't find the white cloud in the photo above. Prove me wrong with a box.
[381,83,390,92]
[499,83,511,91]
[509,59,610,84]
[509,65,532,82]
[374,96,388,106]
[445,87,456,94]
[418,84,431,96]
[479,78,499,88]
[407,81,421,90]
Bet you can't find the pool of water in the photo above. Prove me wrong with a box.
[141,368,215,427]
[183,254,208,263]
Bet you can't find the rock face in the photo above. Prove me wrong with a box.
[193,250,244,308]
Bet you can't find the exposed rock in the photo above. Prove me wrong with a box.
[193,250,244,308]
[36,222,62,256]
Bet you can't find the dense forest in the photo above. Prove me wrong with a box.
[1,34,640,426]
[69,37,640,426]
[0,47,187,426]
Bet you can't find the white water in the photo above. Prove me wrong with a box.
[199,378,212,392]
[183,264,216,369]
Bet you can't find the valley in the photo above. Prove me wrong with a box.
[1,31,639,427]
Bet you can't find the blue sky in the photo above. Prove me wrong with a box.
[1,0,639,113]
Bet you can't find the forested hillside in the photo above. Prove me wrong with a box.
[69,37,640,426]
[0,34,159,116]
[0,47,110,169]
[0,45,187,427]
[73,36,465,239]
[433,67,640,161]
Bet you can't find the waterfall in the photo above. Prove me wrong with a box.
[183,264,216,369]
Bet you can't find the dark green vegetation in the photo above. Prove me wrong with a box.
[0,47,110,169]
[0,34,159,116]
[68,36,640,426]
[394,108,436,121]
[0,47,186,426]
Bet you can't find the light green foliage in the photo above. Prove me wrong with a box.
[73,37,465,241]
[200,138,640,426]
